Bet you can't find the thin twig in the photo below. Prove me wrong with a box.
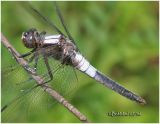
[1,33,89,123]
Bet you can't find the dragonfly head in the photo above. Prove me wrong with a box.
[22,28,39,48]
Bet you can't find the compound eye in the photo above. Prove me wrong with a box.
[24,32,28,36]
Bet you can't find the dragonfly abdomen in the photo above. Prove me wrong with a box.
[73,53,146,104]
[73,53,97,78]
[94,71,146,104]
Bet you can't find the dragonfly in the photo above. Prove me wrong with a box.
[2,1,146,118]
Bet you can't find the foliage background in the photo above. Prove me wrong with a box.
[1,1,159,123]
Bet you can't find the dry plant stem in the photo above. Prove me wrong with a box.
[1,33,89,123]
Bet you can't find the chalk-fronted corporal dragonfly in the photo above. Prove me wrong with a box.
[2,2,146,122]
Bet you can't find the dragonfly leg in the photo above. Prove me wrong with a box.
[44,56,53,83]
[8,47,36,75]
[8,47,36,58]
[28,54,35,63]
[41,49,53,83]
[28,52,39,72]
[19,48,37,58]
[34,55,39,72]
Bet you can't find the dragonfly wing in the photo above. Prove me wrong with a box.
[54,2,78,47]
[2,46,79,122]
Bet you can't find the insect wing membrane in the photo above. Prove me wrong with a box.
[2,45,79,122]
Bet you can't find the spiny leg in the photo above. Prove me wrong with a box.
[8,47,36,58]
[28,52,39,72]
[19,47,37,58]
[23,51,40,75]
[8,47,36,75]
[28,54,35,63]
[34,55,39,72]
[40,49,73,84]
[35,52,73,87]
[44,56,53,83]
[41,49,53,83]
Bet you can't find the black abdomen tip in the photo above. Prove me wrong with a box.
[137,97,146,105]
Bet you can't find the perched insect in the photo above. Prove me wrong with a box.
[19,2,146,105]
[2,2,146,118]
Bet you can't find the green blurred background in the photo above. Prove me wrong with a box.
[1,1,159,123]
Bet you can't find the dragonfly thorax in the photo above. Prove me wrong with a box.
[58,37,78,65]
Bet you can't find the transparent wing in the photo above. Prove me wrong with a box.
[22,2,64,35]
[1,46,79,122]
[22,2,79,49]
[54,2,78,46]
